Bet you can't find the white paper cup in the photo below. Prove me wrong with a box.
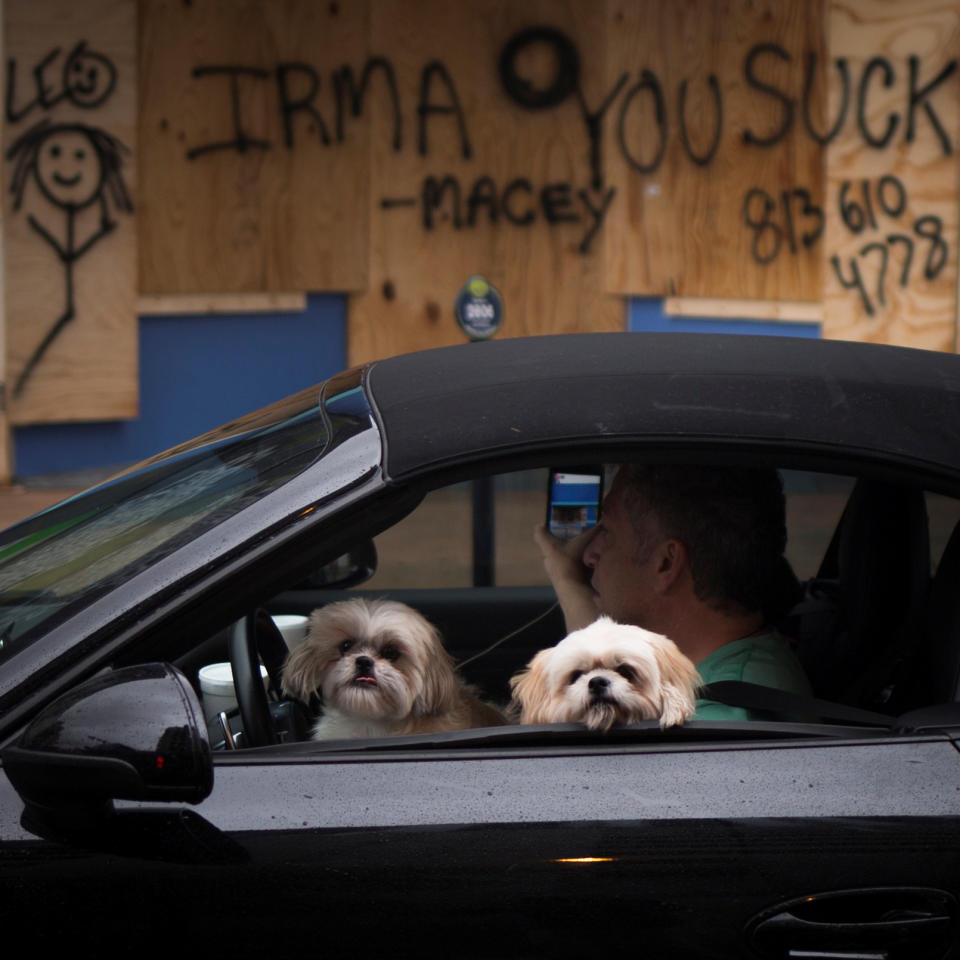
[199,661,268,724]
[272,613,310,650]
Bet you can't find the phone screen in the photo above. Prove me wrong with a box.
[546,469,603,540]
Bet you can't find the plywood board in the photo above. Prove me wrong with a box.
[4,0,137,425]
[137,292,306,315]
[822,0,960,351]
[603,0,826,301]
[664,297,824,322]
[138,0,370,294]
[347,0,624,365]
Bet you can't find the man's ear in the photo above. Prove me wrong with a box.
[652,538,687,594]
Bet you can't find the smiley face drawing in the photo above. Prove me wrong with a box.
[33,128,105,209]
[62,41,117,110]
[6,118,132,397]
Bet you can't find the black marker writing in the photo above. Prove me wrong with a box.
[7,42,116,123]
[829,177,948,314]
[6,118,133,395]
[187,66,271,159]
[418,61,471,159]
[742,187,824,264]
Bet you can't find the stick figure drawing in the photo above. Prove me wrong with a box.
[6,117,133,396]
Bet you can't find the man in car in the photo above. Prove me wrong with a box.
[534,464,811,720]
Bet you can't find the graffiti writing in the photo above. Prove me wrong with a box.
[617,47,957,169]
[6,42,117,123]
[186,32,623,251]
[837,176,906,231]
[5,43,131,396]
[742,187,824,264]
[389,175,616,254]
[187,58,411,158]
[181,25,960,265]
[497,26,627,190]
[828,176,947,316]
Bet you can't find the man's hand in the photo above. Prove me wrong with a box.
[533,523,599,633]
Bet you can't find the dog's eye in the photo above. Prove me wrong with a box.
[616,664,637,682]
[339,639,354,654]
[568,670,583,685]
[381,645,400,661]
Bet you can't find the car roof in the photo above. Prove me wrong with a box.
[365,333,960,485]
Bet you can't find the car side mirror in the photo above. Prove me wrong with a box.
[2,663,213,814]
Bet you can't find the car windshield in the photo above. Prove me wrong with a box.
[0,383,331,661]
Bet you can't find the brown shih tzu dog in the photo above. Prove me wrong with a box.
[282,598,505,739]
[509,617,701,731]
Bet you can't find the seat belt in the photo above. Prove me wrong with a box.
[700,681,895,727]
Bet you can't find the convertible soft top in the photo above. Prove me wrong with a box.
[365,333,960,485]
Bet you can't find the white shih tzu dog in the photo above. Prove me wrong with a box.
[281,598,505,739]
[509,617,701,731]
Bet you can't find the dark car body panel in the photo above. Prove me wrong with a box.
[2,734,960,956]
[2,333,960,957]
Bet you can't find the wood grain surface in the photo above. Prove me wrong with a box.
[347,0,623,365]
[603,0,826,301]
[822,0,960,350]
[138,0,370,294]
[4,0,138,424]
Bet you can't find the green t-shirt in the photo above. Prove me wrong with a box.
[694,631,811,721]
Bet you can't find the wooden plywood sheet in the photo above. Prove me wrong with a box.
[138,0,370,294]
[348,0,623,365]
[664,296,823,322]
[603,0,826,301]
[4,0,137,424]
[137,291,306,315]
[822,0,960,351]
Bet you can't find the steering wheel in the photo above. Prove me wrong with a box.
[228,610,288,748]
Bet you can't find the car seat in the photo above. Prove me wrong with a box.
[886,516,960,710]
[788,479,930,710]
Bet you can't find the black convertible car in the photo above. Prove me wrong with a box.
[1,333,960,958]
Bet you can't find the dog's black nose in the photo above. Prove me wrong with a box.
[355,656,375,676]
[588,676,609,694]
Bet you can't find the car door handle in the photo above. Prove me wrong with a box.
[755,911,948,958]
[747,887,956,960]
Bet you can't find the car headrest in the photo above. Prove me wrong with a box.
[921,518,960,703]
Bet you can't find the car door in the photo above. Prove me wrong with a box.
[3,453,959,955]
[3,726,959,958]
[211,731,960,958]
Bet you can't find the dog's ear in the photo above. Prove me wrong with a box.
[649,637,701,728]
[281,629,329,703]
[410,619,460,716]
[509,649,553,724]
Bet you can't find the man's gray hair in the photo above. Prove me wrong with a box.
[620,464,787,616]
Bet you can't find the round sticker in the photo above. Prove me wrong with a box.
[454,275,504,341]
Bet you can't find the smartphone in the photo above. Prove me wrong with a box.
[546,467,603,540]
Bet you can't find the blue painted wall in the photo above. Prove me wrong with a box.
[13,293,346,478]
[12,294,821,479]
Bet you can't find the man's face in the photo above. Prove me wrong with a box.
[581,472,666,629]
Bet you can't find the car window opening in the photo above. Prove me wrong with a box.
[168,464,960,753]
